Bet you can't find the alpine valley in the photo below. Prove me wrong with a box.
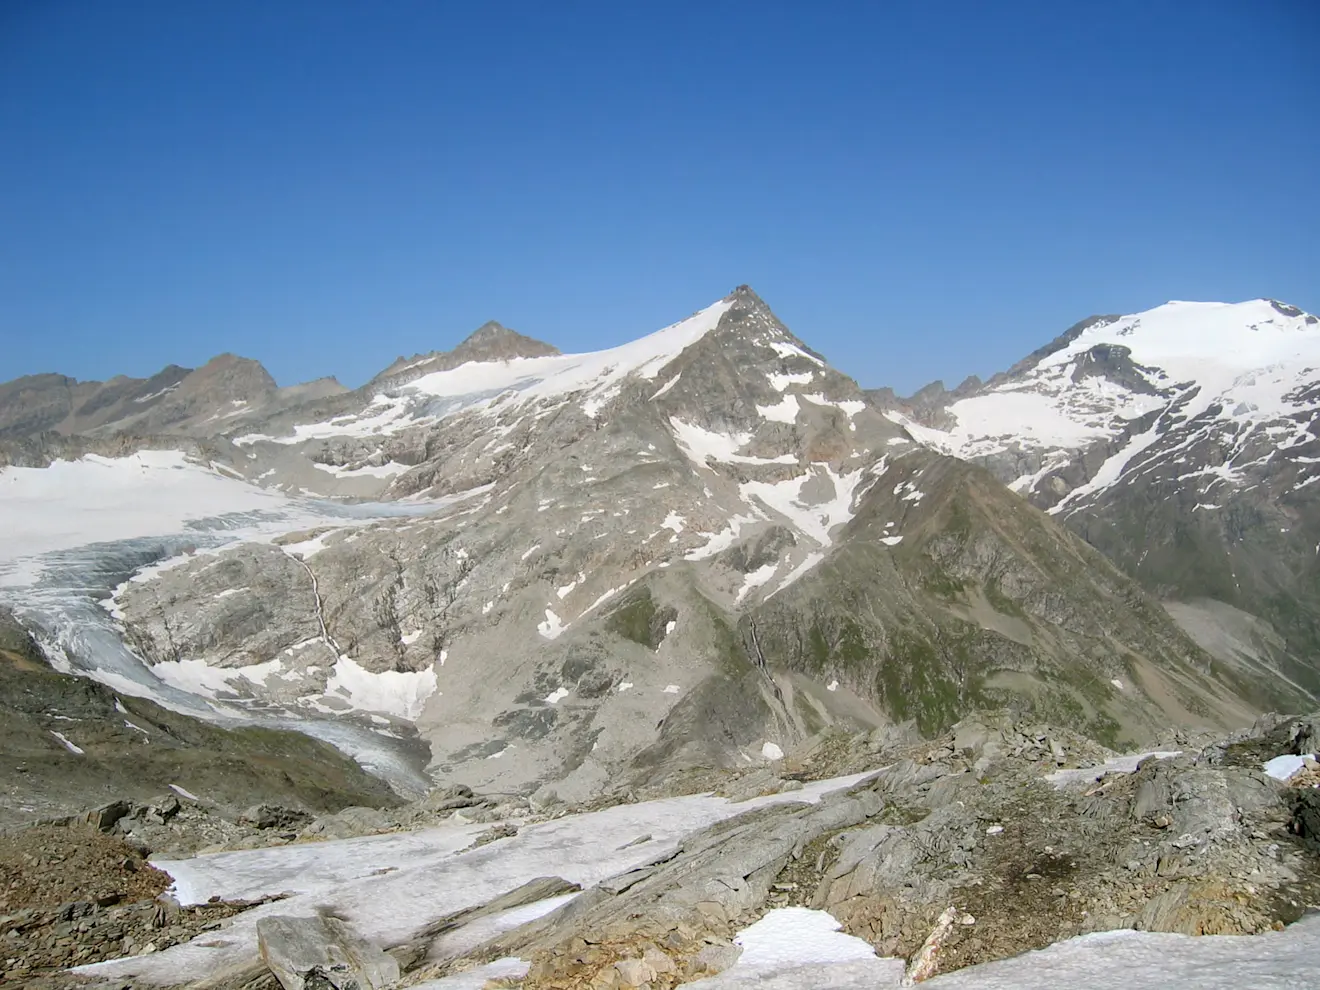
[2,287,1318,990]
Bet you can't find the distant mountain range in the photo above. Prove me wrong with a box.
[1,287,1316,808]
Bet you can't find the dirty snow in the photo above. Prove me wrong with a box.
[84,768,881,986]
[313,461,411,479]
[79,758,1320,990]
[1046,751,1182,789]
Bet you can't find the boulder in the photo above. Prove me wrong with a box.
[241,804,314,831]
[87,800,132,832]
[256,914,400,990]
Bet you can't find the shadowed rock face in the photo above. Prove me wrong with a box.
[0,609,404,828]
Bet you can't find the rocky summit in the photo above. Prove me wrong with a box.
[0,287,1318,988]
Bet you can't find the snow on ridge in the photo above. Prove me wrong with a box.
[246,299,736,444]
[896,298,1320,494]
[1038,299,1319,375]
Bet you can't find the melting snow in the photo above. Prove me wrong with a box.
[543,687,570,705]
[671,419,798,467]
[50,731,84,755]
[1262,754,1316,782]
[538,609,567,640]
[766,340,825,367]
[685,514,762,561]
[766,552,826,599]
[741,465,866,546]
[313,461,411,479]
[735,563,780,605]
[323,656,438,721]
[731,907,879,969]
[1046,751,1182,789]
[768,371,816,391]
[757,395,801,423]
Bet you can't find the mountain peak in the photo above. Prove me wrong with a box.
[451,320,560,363]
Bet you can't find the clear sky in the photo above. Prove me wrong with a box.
[1,1,1316,394]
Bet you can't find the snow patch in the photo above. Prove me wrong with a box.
[768,371,815,391]
[732,907,878,969]
[324,655,437,721]
[1263,753,1316,782]
[50,731,84,755]
[671,419,798,467]
[538,609,567,640]
[735,562,780,605]
[757,395,801,424]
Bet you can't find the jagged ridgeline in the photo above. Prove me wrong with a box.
[1,287,1316,807]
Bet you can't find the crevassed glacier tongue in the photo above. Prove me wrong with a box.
[0,500,440,798]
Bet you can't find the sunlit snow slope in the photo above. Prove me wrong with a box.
[889,299,1320,512]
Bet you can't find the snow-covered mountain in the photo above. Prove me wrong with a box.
[874,299,1320,695]
[5,287,1293,815]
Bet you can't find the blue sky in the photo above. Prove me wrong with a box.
[1,1,1316,394]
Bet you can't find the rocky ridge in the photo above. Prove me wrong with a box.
[85,288,1293,809]
[20,708,1316,990]
[870,299,1320,700]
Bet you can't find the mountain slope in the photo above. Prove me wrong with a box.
[0,608,401,828]
[0,355,348,439]
[74,288,1293,806]
[874,299,1320,696]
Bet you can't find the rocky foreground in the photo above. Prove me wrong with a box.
[4,710,1318,990]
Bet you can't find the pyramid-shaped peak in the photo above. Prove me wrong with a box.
[453,321,560,361]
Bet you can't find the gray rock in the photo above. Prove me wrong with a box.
[256,914,400,990]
